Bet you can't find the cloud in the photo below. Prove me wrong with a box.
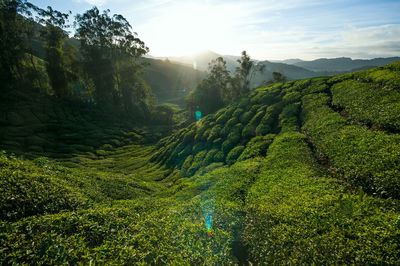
[308,24,400,58]
[69,0,400,59]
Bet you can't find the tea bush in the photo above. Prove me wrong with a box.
[244,133,400,264]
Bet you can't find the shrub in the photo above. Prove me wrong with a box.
[180,155,194,177]
[279,103,300,133]
[238,134,275,161]
[213,151,225,162]
[302,93,400,198]
[239,110,254,124]
[192,142,206,154]
[216,108,234,124]
[244,132,400,264]
[226,117,239,129]
[331,79,400,131]
[207,125,222,142]
[0,155,86,221]
[226,146,245,165]
[203,149,219,166]
[222,131,241,154]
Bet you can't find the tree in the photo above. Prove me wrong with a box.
[187,57,230,117]
[74,7,149,110]
[235,51,253,95]
[0,0,32,85]
[232,51,265,101]
[272,71,286,83]
[33,5,70,97]
[118,58,152,117]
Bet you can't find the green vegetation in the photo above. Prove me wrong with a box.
[186,52,267,119]
[1,1,400,264]
[331,79,400,131]
[302,92,400,198]
[2,60,400,264]
[245,132,400,264]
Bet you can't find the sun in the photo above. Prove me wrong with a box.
[142,3,235,56]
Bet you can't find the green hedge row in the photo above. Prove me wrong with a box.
[151,86,285,176]
[332,79,400,131]
[244,132,400,264]
[302,93,400,198]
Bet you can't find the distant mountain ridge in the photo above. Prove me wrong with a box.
[160,51,400,76]
[289,57,400,72]
[161,51,320,87]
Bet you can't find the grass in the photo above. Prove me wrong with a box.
[1,62,400,264]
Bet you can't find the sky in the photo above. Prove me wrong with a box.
[29,0,400,60]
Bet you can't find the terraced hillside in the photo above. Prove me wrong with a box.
[0,89,170,159]
[1,63,400,264]
[153,62,400,199]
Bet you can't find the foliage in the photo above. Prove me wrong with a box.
[238,134,275,161]
[34,5,71,97]
[302,93,400,198]
[187,51,265,119]
[2,9,400,263]
[244,132,400,264]
[75,7,150,115]
[331,79,400,131]
[226,145,245,165]
[186,57,229,117]
[0,0,32,84]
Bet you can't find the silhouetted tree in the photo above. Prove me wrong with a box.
[231,51,265,101]
[187,57,230,117]
[34,5,70,97]
[235,51,253,95]
[272,71,286,83]
[75,7,148,111]
[0,0,32,85]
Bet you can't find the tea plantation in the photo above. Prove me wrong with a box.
[1,63,400,264]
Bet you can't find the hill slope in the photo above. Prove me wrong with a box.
[142,58,206,106]
[167,51,320,86]
[153,61,400,198]
[30,31,205,106]
[1,63,400,264]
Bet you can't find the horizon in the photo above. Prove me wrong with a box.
[146,49,400,62]
[29,0,400,60]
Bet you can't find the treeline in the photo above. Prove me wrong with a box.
[0,0,151,120]
[186,51,286,120]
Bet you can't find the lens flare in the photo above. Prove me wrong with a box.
[195,110,202,121]
[201,199,214,238]
[205,213,213,237]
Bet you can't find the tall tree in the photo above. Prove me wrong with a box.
[0,0,31,85]
[232,51,265,99]
[187,57,230,116]
[33,5,70,97]
[74,7,148,111]
[235,50,253,95]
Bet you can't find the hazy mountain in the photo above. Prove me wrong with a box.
[166,50,238,72]
[165,51,320,86]
[167,51,400,77]
[271,58,304,64]
[251,61,319,87]
[292,57,400,72]
[142,58,206,106]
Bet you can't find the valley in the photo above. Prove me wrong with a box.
[1,1,400,264]
[1,62,400,264]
